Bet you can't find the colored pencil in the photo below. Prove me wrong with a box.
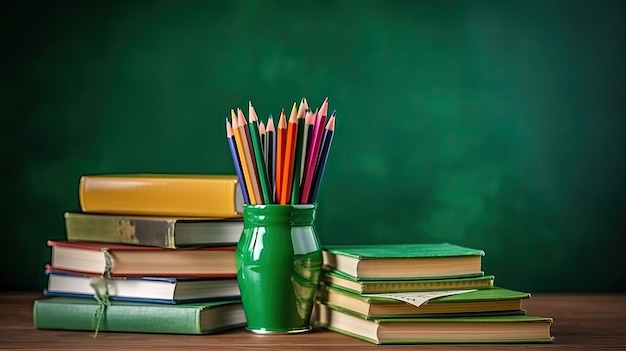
[299,109,316,187]
[225,97,335,205]
[275,109,287,202]
[280,102,298,204]
[259,120,266,155]
[248,102,272,204]
[237,108,262,204]
[226,118,250,205]
[296,98,310,183]
[309,112,335,203]
[291,99,308,204]
[230,110,256,204]
[300,98,328,203]
[265,115,276,203]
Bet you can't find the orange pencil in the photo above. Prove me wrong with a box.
[275,109,287,203]
[280,102,298,204]
[231,110,257,205]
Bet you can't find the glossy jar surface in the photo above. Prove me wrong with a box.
[235,204,322,333]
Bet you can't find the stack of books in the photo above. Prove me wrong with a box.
[33,173,248,335]
[316,243,555,344]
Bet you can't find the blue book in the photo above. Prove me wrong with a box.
[44,267,240,304]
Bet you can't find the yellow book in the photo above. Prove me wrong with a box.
[79,174,244,218]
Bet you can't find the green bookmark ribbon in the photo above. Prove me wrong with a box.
[89,249,113,338]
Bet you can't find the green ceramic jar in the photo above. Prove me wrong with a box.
[235,204,322,334]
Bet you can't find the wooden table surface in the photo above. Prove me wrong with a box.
[1,292,625,350]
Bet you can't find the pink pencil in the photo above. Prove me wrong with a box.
[300,97,328,203]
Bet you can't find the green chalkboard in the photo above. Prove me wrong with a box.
[1,0,624,292]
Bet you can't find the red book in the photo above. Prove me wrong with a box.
[47,240,236,278]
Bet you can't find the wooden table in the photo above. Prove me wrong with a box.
[1,292,624,350]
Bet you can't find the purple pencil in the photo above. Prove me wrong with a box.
[309,112,335,203]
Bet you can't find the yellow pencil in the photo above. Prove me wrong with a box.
[231,110,257,205]
[237,108,262,204]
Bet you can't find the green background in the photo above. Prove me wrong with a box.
[2,0,624,292]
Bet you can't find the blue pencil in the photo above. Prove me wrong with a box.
[226,118,250,204]
[309,111,335,203]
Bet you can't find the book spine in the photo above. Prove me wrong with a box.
[33,300,203,334]
[64,213,177,248]
[79,175,242,218]
[365,279,494,293]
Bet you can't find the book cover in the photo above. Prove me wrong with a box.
[79,174,244,218]
[48,240,236,277]
[33,297,246,334]
[323,269,495,294]
[317,303,554,344]
[320,285,529,318]
[43,267,240,304]
[323,243,485,280]
[64,212,243,248]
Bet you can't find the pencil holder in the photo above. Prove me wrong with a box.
[235,204,322,334]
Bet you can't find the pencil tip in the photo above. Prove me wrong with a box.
[326,115,335,130]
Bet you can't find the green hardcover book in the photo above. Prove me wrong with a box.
[33,297,246,334]
[317,303,554,344]
[323,243,485,280]
[320,285,529,319]
[323,269,495,294]
[64,212,243,248]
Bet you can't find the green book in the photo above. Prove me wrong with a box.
[320,285,529,319]
[323,243,485,280]
[317,303,554,344]
[323,269,495,294]
[64,212,243,249]
[33,297,245,334]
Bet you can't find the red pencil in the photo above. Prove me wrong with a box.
[280,102,298,204]
[275,109,287,203]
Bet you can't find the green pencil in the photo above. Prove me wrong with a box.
[248,102,272,204]
[291,99,308,204]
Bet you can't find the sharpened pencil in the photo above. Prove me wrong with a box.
[275,109,287,202]
[226,118,250,205]
[231,110,256,204]
[299,109,316,188]
[266,115,276,203]
[259,120,266,155]
[225,97,335,205]
[309,111,335,203]
[291,99,307,204]
[248,102,272,204]
[301,98,328,203]
[280,102,298,204]
[237,108,262,204]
